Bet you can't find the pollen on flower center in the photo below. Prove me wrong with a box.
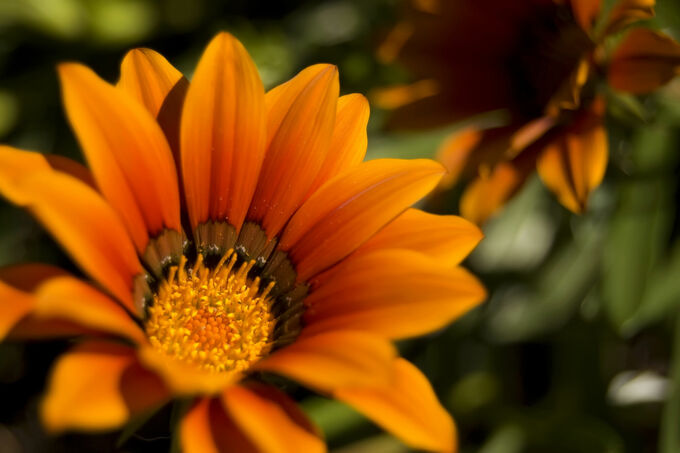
[144,250,276,373]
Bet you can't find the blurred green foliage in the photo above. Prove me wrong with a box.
[0,0,680,452]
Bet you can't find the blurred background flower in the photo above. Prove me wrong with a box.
[376,0,680,224]
[0,0,680,452]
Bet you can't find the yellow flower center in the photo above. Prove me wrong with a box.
[145,250,276,373]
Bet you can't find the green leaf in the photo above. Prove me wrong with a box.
[660,314,680,453]
[606,90,648,125]
[602,126,678,335]
[628,240,680,332]
[602,180,673,332]
[485,212,605,342]
[301,397,368,443]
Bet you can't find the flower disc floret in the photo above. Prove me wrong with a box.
[145,250,276,373]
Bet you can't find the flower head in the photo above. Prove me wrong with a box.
[0,32,485,452]
[378,0,680,223]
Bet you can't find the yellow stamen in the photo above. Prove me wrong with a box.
[145,249,276,373]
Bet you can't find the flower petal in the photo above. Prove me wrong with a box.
[221,385,325,453]
[279,158,445,281]
[569,0,601,32]
[34,277,146,344]
[0,263,68,291]
[59,63,181,251]
[372,79,440,110]
[604,0,655,35]
[254,330,396,393]
[0,146,88,204]
[137,344,240,396]
[41,342,168,433]
[0,148,143,313]
[240,383,322,438]
[460,162,525,225]
[8,318,95,340]
[181,398,258,453]
[304,249,485,340]
[308,93,369,193]
[117,47,189,155]
[335,358,456,453]
[608,28,680,94]
[358,208,483,266]
[436,126,483,189]
[118,48,187,118]
[181,32,266,234]
[437,117,555,191]
[43,154,96,188]
[248,64,339,238]
[0,278,36,340]
[0,264,93,341]
[537,99,608,213]
[181,399,220,453]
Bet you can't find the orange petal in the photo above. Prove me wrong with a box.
[545,58,590,116]
[0,280,35,340]
[0,264,71,339]
[254,330,396,393]
[437,118,553,190]
[0,149,142,312]
[304,249,485,340]
[248,64,339,238]
[118,48,186,118]
[412,0,442,14]
[242,383,322,438]
[358,208,483,266]
[0,265,98,341]
[537,99,608,213]
[460,162,525,225]
[137,344,240,396]
[604,0,655,35]
[181,32,266,233]
[279,158,445,282]
[34,277,146,344]
[371,79,439,110]
[335,358,456,453]
[608,28,680,94]
[41,342,168,433]
[8,318,97,340]
[117,47,189,156]
[181,398,258,453]
[570,0,601,33]
[436,127,483,189]
[508,116,557,159]
[120,359,171,415]
[307,93,369,194]
[44,154,96,188]
[23,172,141,311]
[221,385,325,453]
[376,21,414,64]
[181,399,220,453]
[0,146,84,204]
[0,263,68,291]
[59,63,181,251]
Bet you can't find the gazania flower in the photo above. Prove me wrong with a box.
[377,0,680,223]
[0,32,486,452]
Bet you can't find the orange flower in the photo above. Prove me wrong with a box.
[377,0,680,223]
[0,33,486,452]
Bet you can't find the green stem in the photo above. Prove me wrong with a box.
[169,398,193,453]
[661,312,680,453]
